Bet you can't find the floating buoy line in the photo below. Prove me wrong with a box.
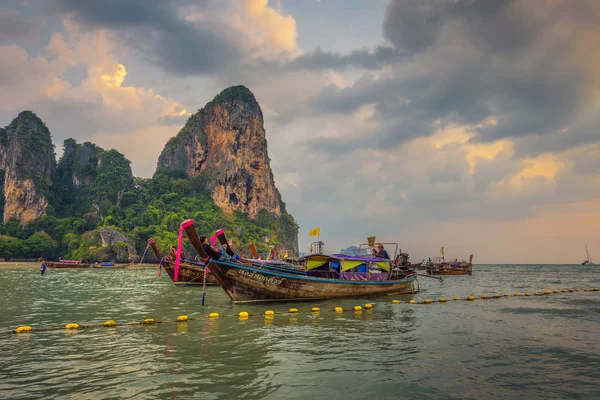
[5,288,598,335]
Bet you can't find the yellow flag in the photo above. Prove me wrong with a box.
[367,236,376,247]
[440,247,444,254]
[309,227,320,237]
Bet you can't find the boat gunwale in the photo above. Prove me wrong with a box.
[210,259,416,285]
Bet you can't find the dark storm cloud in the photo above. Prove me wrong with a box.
[304,0,600,156]
[0,8,40,42]
[283,45,407,71]
[47,0,242,75]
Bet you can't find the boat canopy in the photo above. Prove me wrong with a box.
[305,254,392,272]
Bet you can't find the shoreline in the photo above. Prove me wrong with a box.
[0,261,159,269]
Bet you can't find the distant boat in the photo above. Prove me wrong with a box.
[581,246,593,265]
[46,260,90,268]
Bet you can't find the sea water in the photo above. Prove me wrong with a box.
[0,263,598,399]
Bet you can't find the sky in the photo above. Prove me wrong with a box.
[1,0,599,263]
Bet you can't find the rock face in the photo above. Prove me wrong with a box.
[53,138,132,218]
[99,227,137,262]
[0,111,55,224]
[157,86,282,218]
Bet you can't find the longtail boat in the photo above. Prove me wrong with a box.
[92,262,130,269]
[426,255,473,276]
[45,260,90,268]
[147,239,218,286]
[178,220,417,303]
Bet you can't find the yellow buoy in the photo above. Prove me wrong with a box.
[439,298,447,302]
[334,307,343,313]
[392,300,400,304]
[493,294,501,298]
[364,303,373,309]
[177,316,188,322]
[424,299,433,304]
[553,290,559,293]
[514,293,521,296]
[503,293,510,297]
[534,292,540,296]
[468,296,475,301]
[143,319,155,324]
[209,312,219,318]
[593,288,598,291]
[65,323,80,329]
[454,297,461,301]
[354,305,363,311]
[409,300,417,304]
[265,310,275,316]
[575,289,581,292]
[562,289,568,293]
[104,320,117,327]
[311,307,320,312]
[481,295,488,299]
[569,289,574,292]
[238,311,249,318]
[524,293,531,296]
[544,290,551,295]
[289,308,299,313]
[16,326,32,333]
[584,289,590,292]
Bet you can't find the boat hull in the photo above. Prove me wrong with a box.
[427,266,472,275]
[207,260,417,303]
[46,262,90,269]
[161,261,218,286]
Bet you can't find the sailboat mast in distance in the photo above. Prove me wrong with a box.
[581,245,593,265]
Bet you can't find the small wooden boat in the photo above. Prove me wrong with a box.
[92,262,130,269]
[45,260,90,268]
[427,264,472,275]
[147,239,218,286]
[426,255,473,276]
[180,220,417,303]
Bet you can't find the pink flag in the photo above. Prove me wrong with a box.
[210,234,217,247]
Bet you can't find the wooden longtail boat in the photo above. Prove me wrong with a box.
[427,265,472,275]
[425,255,473,276]
[180,220,417,303]
[147,239,218,286]
[45,260,90,268]
[91,262,130,269]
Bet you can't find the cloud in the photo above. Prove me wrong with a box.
[47,0,301,75]
[303,0,600,156]
[0,7,40,43]
[0,21,189,176]
[0,45,69,111]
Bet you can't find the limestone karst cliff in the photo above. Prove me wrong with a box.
[0,111,55,224]
[0,86,298,260]
[53,138,133,219]
[157,86,283,219]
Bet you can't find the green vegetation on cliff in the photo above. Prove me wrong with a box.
[0,162,297,262]
[52,139,133,218]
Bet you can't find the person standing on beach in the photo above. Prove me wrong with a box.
[39,258,47,275]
